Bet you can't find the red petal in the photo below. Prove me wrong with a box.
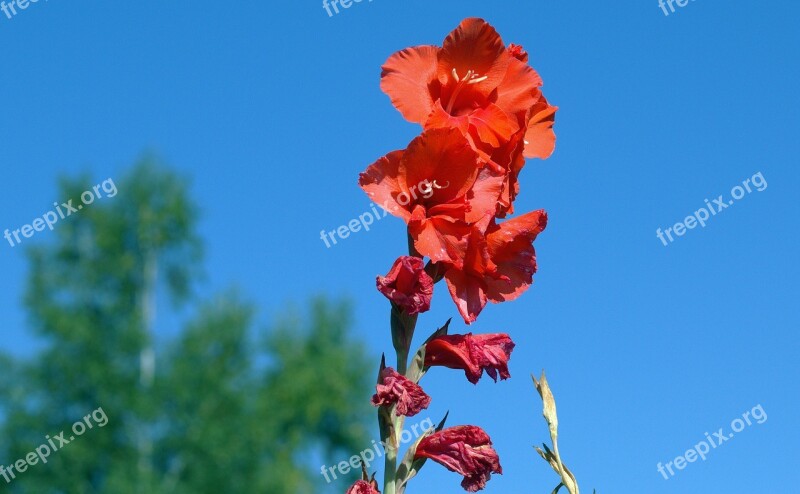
[494,58,543,116]
[425,100,471,134]
[371,367,431,417]
[345,480,381,494]
[376,256,434,315]
[414,425,502,492]
[381,45,440,123]
[438,18,510,98]
[524,98,558,159]
[400,128,481,204]
[507,43,529,62]
[465,168,505,224]
[485,210,548,302]
[444,267,488,325]
[424,335,482,382]
[359,150,411,222]
[468,104,520,148]
[409,207,470,265]
[492,128,527,217]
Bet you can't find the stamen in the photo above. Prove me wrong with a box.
[446,68,484,113]
[432,180,450,189]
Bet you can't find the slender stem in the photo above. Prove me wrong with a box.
[391,308,418,375]
[407,234,421,258]
[383,438,398,494]
[384,307,418,493]
[383,236,424,493]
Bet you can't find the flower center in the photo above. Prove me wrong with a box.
[446,68,488,114]
[419,180,450,197]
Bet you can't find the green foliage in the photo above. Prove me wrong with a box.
[0,157,372,493]
[259,299,373,492]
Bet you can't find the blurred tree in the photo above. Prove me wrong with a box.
[0,157,372,493]
[257,299,374,493]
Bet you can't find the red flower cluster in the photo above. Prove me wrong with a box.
[414,426,503,492]
[371,367,431,417]
[360,17,556,324]
[357,18,557,494]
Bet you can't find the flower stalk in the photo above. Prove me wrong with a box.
[384,303,418,494]
[390,307,417,376]
[349,16,562,494]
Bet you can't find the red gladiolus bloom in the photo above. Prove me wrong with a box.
[360,128,504,265]
[376,256,434,315]
[371,367,431,417]
[424,333,515,384]
[414,425,502,492]
[443,210,547,323]
[345,480,380,494]
[381,18,554,154]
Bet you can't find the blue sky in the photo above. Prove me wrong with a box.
[1,0,799,492]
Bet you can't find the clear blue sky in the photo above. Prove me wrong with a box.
[1,1,799,492]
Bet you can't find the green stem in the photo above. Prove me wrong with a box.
[384,236,423,493]
[383,437,398,494]
[391,309,417,375]
[385,308,417,493]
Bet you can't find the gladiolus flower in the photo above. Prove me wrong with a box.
[376,256,434,315]
[424,333,515,384]
[414,425,502,492]
[380,18,555,155]
[443,210,548,323]
[360,129,504,265]
[371,367,431,417]
[345,480,380,494]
